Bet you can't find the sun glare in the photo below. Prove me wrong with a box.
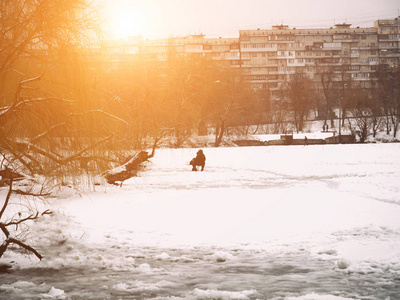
[106,5,150,39]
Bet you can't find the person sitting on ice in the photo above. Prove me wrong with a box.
[190,149,206,171]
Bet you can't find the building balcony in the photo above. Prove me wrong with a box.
[315,61,341,66]
[380,50,400,56]
[276,56,293,59]
[288,62,306,67]
[241,48,278,53]
[269,68,296,75]
[287,46,306,50]
[379,34,400,42]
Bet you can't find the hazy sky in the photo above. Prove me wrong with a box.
[103,0,400,39]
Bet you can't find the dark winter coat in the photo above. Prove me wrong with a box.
[194,150,206,165]
[190,150,206,171]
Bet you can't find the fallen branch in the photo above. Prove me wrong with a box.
[103,135,160,185]
[103,151,152,185]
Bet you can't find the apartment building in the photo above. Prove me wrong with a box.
[100,34,240,72]
[240,18,399,91]
[100,17,400,92]
[375,18,400,67]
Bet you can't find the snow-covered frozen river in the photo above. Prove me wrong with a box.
[1,143,400,299]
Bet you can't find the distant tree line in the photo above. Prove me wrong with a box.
[275,65,400,141]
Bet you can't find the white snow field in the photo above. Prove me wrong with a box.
[1,143,400,299]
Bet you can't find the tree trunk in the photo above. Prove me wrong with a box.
[103,151,153,185]
[214,118,225,147]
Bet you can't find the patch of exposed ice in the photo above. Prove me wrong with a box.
[0,281,36,293]
[41,287,66,299]
[112,280,174,293]
[192,288,256,300]
[286,293,356,300]
[205,250,236,263]
[155,252,171,259]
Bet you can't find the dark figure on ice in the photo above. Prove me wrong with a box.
[190,150,206,171]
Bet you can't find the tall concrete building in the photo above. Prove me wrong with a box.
[100,17,400,94]
[239,17,399,91]
[375,18,400,67]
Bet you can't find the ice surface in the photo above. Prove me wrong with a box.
[1,143,400,299]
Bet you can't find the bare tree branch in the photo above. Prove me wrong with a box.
[5,212,39,227]
[0,179,13,220]
[13,189,51,197]
[0,97,75,120]
[30,122,67,144]
[0,223,10,238]
[68,110,129,126]
[14,75,42,104]
[7,238,43,260]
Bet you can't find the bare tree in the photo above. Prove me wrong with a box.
[202,66,250,147]
[279,73,315,133]
[373,65,400,137]
[346,87,374,143]
[0,176,53,260]
[0,0,125,260]
[319,67,340,128]
[163,60,201,147]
